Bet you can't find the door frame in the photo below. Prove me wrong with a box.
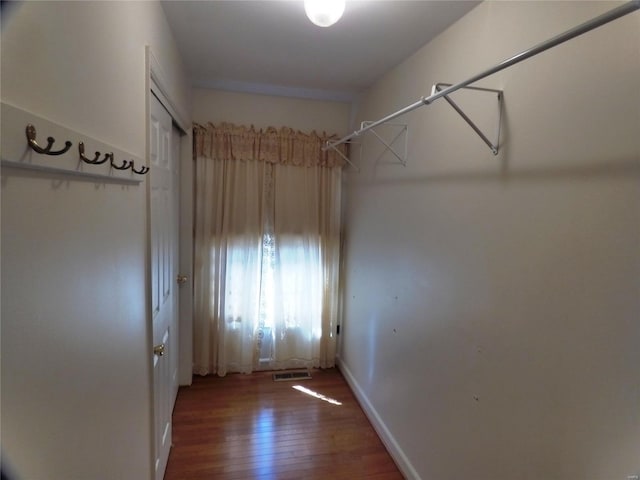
[145,46,193,479]
[146,48,193,388]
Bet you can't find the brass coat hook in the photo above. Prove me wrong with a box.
[130,163,150,175]
[26,124,72,156]
[78,142,110,165]
[110,157,132,171]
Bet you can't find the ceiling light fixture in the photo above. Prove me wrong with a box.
[304,0,345,28]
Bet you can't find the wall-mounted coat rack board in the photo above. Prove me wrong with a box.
[1,102,147,185]
[324,0,640,168]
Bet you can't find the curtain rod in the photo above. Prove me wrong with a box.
[324,0,640,151]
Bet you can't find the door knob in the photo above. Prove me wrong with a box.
[176,274,188,285]
[153,343,166,357]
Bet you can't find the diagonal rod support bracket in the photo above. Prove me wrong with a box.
[325,141,360,171]
[361,122,408,166]
[433,83,503,155]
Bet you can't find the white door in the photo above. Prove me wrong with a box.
[150,92,178,480]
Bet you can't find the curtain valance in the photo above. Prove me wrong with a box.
[193,122,347,168]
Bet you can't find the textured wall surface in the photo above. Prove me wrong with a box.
[339,2,640,479]
[1,2,191,479]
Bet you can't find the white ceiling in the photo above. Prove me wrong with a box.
[161,1,480,102]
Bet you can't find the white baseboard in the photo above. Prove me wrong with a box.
[336,356,421,480]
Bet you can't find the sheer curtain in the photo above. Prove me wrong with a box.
[193,123,345,376]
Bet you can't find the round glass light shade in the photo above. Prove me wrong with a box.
[304,0,345,28]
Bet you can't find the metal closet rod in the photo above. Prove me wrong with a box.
[324,0,640,151]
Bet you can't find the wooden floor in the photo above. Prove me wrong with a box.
[164,368,403,480]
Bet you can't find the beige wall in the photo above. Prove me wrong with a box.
[339,2,640,479]
[0,2,191,479]
[1,1,191,159]
[192,88,351,135]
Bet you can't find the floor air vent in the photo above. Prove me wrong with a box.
[273,370,312,382]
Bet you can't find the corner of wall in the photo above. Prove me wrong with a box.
[337,357,422,480]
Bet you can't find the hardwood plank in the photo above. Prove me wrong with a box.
[164,368,404,479]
